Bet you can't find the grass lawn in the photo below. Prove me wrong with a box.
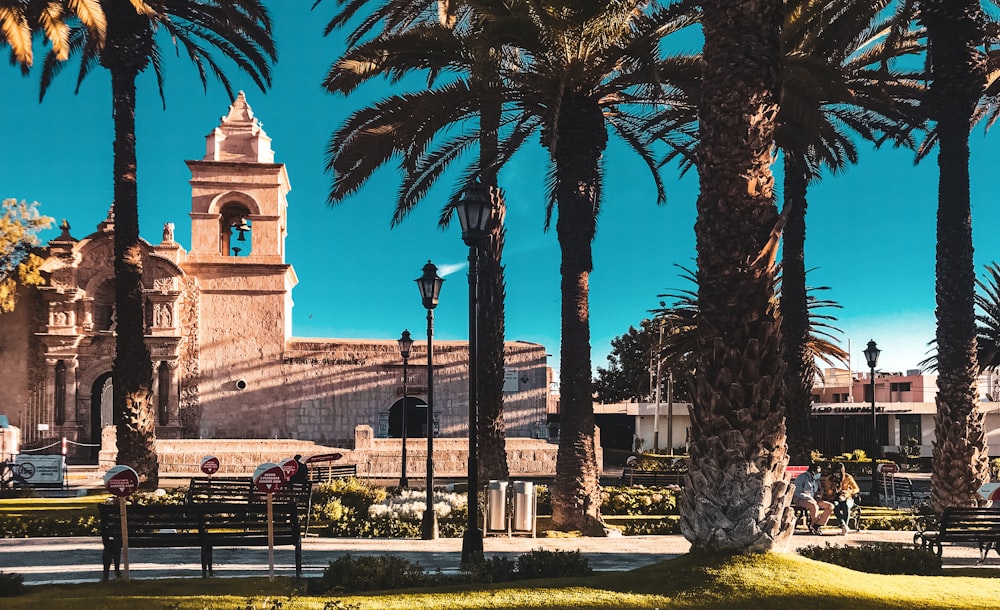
[4,552,1000,609]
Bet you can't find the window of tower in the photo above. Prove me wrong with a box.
[220,204,252,256]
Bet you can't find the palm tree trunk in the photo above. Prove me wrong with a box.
[781,154,813,464]
[110,69,158,488]
[550,93,605,535]
[922,0,989,512]
[683,0,792,553]
[476,46,509,482]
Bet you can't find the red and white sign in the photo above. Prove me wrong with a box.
[877,463,899,474]
[253,462,286,494]
[306,453,343,464]
[104,465,139,497]
[280,458,299,480]
[200,455,220,476]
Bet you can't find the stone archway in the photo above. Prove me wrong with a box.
[89,372,114,463]
[387,396,427,439]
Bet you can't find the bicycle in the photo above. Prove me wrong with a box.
[0,460,33,490]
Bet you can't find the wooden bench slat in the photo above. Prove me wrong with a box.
[618,467,685,487]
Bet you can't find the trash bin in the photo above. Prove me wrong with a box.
[512,481,535,534]
[487,480,508,532]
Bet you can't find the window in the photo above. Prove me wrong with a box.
[158,362,171,426]
[54,360,66,426]
[890,382,912,392]
[219,204,252,256]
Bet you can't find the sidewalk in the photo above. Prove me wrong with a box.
[1,529,993,585]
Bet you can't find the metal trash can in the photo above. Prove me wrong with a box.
[486,480,508,532]
[512,481,535,534]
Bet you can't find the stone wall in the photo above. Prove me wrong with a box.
[98,424,601,479]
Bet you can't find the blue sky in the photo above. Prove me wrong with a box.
[2,2,998,381]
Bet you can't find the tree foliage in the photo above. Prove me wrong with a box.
[0,199,52,313]
[593,318,691,404]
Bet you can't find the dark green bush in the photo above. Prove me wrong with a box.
[514,549,592,579]
[615,516,679,535]
[798,542,942,575]
[462,555,519,583]
[321,554,427,592]
[0,571,25,597]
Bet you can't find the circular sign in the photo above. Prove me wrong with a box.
[104,465,139,497]
[877,463,899,474]
[280,458,299,480]
[253,462,286,494]
[200,455,220,476]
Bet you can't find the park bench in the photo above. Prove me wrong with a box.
[914,506,1000,564]
[618,467,685,487]
[878,473,929,508]
[308,463,358,483]
[97,502,302,579]
[186,477,313,533]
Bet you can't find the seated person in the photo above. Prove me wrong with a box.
[823,462,861,534]
[792,462,833,535]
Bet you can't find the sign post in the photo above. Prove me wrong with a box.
[200,455,220,476]
[103,465,139,581]
[252,462,286,580]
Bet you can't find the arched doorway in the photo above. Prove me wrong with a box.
[388,396,427,439]
[89,372,114,462]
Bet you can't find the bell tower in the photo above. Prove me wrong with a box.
[184,93,297,395]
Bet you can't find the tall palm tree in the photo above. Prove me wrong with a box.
[319,0,513,482]
[683,0,790,552]
[778,0,923,463]
[323,0,700,532]
[39,0,275,487]
[917,0,991,512]
[1,0,105,70]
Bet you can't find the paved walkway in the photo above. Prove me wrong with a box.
[1,529,994,585]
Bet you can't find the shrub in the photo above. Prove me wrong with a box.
[313,478,387,515]
[514,549,592,579]
[615,517,679,536]
[321,554,427,592]
[0,571,25,597]
[601,486,677,516]
[127,488,186,506]
[0,515,98,537]
[798,542,942,575]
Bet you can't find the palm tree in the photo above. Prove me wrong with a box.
[323,0,700,532]
[917,0,991,512]
[975,263,1000,373]
[683,0,789,552]
[778,0,923,463]
[39,0,275,487]
[319,0,513,482]
[1,0,105,70]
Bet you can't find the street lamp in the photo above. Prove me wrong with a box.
[454,181,499,567]
[416,261,443,540]
[863,339,881,505]
[397,329,414,489]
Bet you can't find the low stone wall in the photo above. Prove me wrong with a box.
[99,424,601,479]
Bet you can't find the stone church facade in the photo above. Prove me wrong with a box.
[0,94,550,465]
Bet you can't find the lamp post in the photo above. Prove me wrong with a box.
[454,181,498,567]
[416,261,443,540]
[863,339,881,505]
[397,329,414,489]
